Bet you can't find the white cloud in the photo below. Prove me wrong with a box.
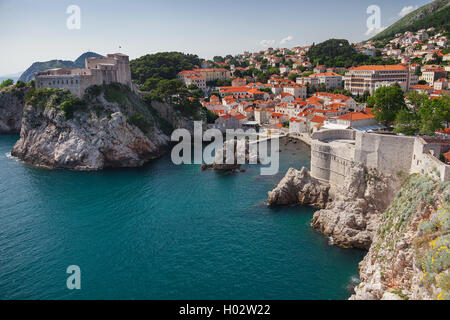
[280,35,293,45]
[398,5,418,18]
[260,39,276,47]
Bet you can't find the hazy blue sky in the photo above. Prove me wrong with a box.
[0,0,431,75]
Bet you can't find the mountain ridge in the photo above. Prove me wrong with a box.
[370,0,450,41]
[18,52,103,83]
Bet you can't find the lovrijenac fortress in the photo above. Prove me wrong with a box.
[310,129,450,184]
[35,53,132,98]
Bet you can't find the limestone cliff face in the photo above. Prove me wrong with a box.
[269,166,449,300]
[150,100,204,135]
[267,167,330,208]
[351,175,450,300]
[0,85,30,133]
[268,165,397,249]
[11,84,169,170]
[311,165,398,250]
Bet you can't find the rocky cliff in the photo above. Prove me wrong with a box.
[268,165,449,299]
[268,165,396,249]
[268,167,330,208]
[311,165,398,250]
[351,174,449,300]
[11,83,169,170]
[0,83,30,133]
[150,100,199,135]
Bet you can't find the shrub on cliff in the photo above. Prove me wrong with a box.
[60,98,85,119]
[201,108,218,124]
[25,88,85,119]
[174,98,202,119]
[374,174,449,300]
[0,79,14,89]
[127,114,154,134]
[26,88,71,109]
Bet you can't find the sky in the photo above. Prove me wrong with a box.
[0,0,432,76]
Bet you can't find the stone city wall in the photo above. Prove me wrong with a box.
[310,129,449,186]
[353,132,416,177]
[410,138,450,181]
[311,129,357,186]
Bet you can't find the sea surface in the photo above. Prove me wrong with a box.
[0,135,365,299]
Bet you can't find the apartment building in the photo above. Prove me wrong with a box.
[343,65,410,95]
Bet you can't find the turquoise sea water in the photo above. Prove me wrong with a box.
[0,135,365,299]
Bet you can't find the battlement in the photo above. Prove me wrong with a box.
[35,53,132,98]
[310,129,450,185]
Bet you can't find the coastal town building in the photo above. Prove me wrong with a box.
[231,78,246,87]
[177,68,231,89]
[35,53,132,98]
[410,84,434,95]
[310,72,343,90]
[198,27,448,139]
[343,65,410,95]
[419,67,447,86]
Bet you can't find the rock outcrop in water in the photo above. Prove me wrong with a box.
[268,165,397,249]
[201,139,260,173]
[269,165,449,299]
[267,167,330,208]
[311,165,397,250]
[351,175,449,300]
[11,84,169,170]
[0,83,30,133]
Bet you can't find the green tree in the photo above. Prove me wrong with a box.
[288,73,297,82]
[151,79,187,101]
[407,91,428,112]
[394,109,420,135]
[417,98,445,135]
[368,85,406,127]
[130,52,201,85]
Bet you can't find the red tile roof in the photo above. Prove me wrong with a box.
[337,112,375,121]
[310,115,326,123]
[349,65,407,71]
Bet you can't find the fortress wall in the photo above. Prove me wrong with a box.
[311,142,332,183]
[36,75,83,98]
[410,138,450,182]
[114,56,132,86]
[353,132,416,177]
[311,140,356,186]
[312,129,355,142]
[310,129,449,186]
[311,129,357,186]
[36,53,133,98]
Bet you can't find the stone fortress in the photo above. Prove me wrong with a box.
[35,53,132,98]
[310,129,450,185]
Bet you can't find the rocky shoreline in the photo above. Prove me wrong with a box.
[268,165,396,249]
[10,84,170,170]
[268,165,449,299]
